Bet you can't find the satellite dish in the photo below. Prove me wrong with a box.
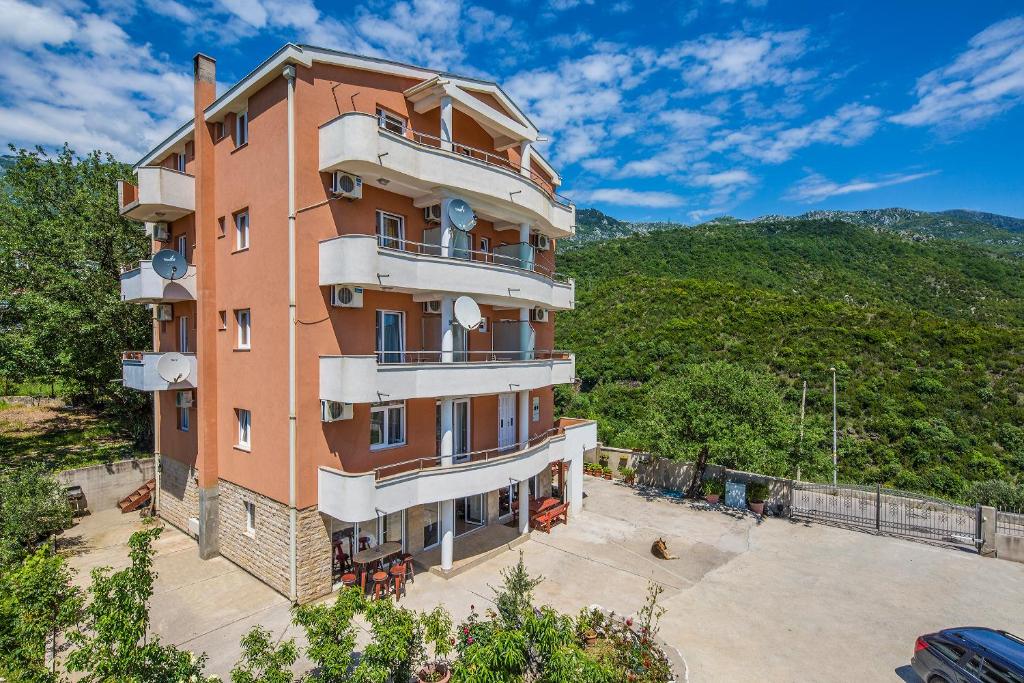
[157,352,191,383]
[453,295,482,330]
[447,199,477,231]
[152,249,188,281]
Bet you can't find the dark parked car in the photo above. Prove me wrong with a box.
[912,627,1024,682]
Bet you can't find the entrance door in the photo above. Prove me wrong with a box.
[498,393,516,450]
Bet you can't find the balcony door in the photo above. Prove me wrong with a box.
[498,393,516,450]
[376,210,404,250]
[436,399,471,463]
[376,310,404,364]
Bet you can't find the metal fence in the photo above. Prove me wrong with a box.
[791,481,983,550]
[996,509,1024,538]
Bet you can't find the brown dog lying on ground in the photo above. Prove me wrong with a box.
[651,537,678,560]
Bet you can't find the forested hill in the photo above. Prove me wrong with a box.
[555,215,1024,501]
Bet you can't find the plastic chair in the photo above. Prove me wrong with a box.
[371,570,390,599]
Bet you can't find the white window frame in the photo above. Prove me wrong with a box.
[176,234,187,258]
[235,309,251,350]
[422,502,441,550]
[532,396,540,422]
[370,400,405,450]
[236,110,248,147]
[176,152,186,173]
[235,210,250,251]
[236,408,251,450]
[177,405,190,432]
[178,315,188,353]
[376,107,407,135]
[375,309,405,364]
[480,237,490,253]
[244,501,256,537]
[375,210,404,249]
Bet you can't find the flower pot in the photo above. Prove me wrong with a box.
[625,476,636,486]
[417,663,450,683]
[584,628,598,647]
[602,472,612,480]
[749,501,765,515]
[705,494,720,504]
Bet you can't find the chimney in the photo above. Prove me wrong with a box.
[192,52,220,559]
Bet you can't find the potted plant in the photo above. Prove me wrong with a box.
[702,478,724,504]
[618,455,629,471]
[747,482,770,515]
[620,466,636,486]
[598,452,610,469]
[417,605,453,683]
[602,465,613,480]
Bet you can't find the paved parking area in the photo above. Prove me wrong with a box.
[63,479,1024,681]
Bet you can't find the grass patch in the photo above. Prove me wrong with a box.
[0,402,147,472]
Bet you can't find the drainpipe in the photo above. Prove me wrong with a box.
[284,64,298,602]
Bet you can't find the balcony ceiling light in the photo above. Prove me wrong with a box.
[377,177,391,186]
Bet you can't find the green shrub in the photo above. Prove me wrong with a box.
[747,482,770,503]
[702,478,724,496]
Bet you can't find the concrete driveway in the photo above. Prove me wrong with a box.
[63,479,1024,681]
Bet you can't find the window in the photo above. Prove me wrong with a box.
[982,658,1024,683]
[375,210,404,249]
[370,401,405,449]
[244,501,256,536]
[178,316,189,353]
[478,316,488,333]
[479,237,490,253]
[177,405,189,432]
[532,396,540,422]
[375,310,404,364]
[236,409,251,450]
[422,502,440,549]
[234,210,249,251]
[929,640,966,665]
[376,107,407,135]
[218,216,226,238]
[235,309,251,349]
[235,110,248,147]
[218,310,227,330]
[176,152,186,173]
[214,121,225,141]
[176,234,187,258]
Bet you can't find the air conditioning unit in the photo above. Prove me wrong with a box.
[332,172,362,199]
[530,307,549,323]
[155,304,173,321]
[151,222,170,242]
[534,234,551,252]
[424,204,442,223]
[422,300,442,314]
[330,285,363,308]
[321,399,353,422]
[175,390,194,408]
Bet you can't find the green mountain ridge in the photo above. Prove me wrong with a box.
[556,214,1024,500]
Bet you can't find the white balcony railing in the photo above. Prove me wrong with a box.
[318,112,574,238]
[120,261,197,303]
[318,419,597,522]
[319,234,574,311]
[118,167,195,223]
[121,352,197,391]
[319,351,575,404]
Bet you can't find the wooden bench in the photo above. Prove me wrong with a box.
[531,502,569,534]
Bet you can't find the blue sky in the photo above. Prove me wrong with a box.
[2,0,1023,222]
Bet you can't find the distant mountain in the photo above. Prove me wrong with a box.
[569,206,1024,255]
[0,155,15,175]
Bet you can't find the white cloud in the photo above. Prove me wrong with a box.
[0,0,76,47]
[218,0,268,28]
[891,16,1024,129]
[572,188,687,208]
[690,169,755,188]
[143,0,196,23]
[660,28,816,93]
[784,170,940,203]
[547,0,593,9]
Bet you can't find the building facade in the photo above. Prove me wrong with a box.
[118,44,597,603]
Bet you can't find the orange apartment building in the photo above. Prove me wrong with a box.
[116,44,597,602]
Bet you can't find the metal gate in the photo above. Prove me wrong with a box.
[791,482,983,550]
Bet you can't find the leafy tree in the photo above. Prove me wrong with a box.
[230,625,298,683]
[968,479,1024,509]
[0,466,73,567]
[0,546,83,682]
[66,528,209,682]
[352,598,422,683]
[637,362,796,486]
[0,145,151,438]
[291,586,365,682]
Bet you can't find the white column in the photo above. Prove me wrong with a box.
[568,451,584,515]
[519,140,532,177]
[518,389,530,445]
[440,498,455,570]
[440,399,453,467]
[441,294,454,364]
[518,222,533,359]
[440,95,453,152]
[518,478,530,535]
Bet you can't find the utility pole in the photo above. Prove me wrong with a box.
[831,367,838,487]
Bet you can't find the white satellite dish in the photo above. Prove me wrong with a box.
[447,199,477,231]
[156,352,191,383]
[453,295,482,330]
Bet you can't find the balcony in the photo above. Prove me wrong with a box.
[120,260,197,303]
[319,234,574,310]
[318,113,574,238]
[319,350,575,404]
[318,419,597,522]
[117,167,195,222]
[122,352,197,391]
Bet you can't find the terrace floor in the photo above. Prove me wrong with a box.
[62,478,1024,681]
